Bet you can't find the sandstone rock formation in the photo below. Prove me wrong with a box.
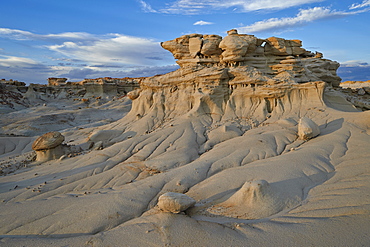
[118,30,342,138]
[161,29,341,87]
[32,131,66,162]
[338,81,370,110]
[0,79,26,87]
[157,192,196,213]
[340,80,370,89]
[0,83,28,113]
[48,78,68,86]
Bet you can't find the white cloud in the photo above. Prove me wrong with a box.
[0,28,172,67]
[350,0,370,9]
[193,20,214,25]
[153,0,324,14]
[0,55,39,67]
[214,0,325,12]
[0,55,54,83]
[338,61,370,81]
[340,60,370,67]
[0,28,96,41]
[239,6,368,33]
[138,0,157,13]
[46,33,170,66]
[0,28,177,82]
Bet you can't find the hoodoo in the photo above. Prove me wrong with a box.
[125,30,340,130]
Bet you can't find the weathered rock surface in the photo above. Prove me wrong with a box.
[161,29,341,87]
[127,89,141,100]
[32,131,66,162]
[32,131,65,151]
[157,192,196,213]
[337,81,370,110]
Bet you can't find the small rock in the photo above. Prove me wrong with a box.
[93,141,103,150]
[357,88,366,96]
[59,154,67,161]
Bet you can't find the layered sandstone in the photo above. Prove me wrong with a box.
[123,30,339,131]
[161,29,340,87]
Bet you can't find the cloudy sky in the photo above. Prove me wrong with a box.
[1,0,369,83]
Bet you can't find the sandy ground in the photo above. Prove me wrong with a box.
[0,87,369,246]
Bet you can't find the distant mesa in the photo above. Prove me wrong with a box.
[340,80,370,89]
[0,78,26,87]
[47,77,142,86]
[338,80,370,110]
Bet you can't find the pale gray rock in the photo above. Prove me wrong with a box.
[157,192,196,213]
[298,117,320,140]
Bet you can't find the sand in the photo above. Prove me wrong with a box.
[0,85,369,246]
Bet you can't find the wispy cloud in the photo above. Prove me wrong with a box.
[0,28,96,41]
[239,6,369,33]
[193,20,214,25]
[0,55,39,67]
[46,34,169,66]
[213,0,325,12]
[144,0,325,14]
[340,60,370,67]
[350,0,370,9]
[338,60,370,81]
[0,28,176,82]
[137,0,157,13]
[0,55,54,83]
[0,28,172,67]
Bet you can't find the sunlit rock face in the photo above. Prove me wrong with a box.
[161,29,341,87]
[32,131,66,162]
[125,30,339,128]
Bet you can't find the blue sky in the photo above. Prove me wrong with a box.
[1,0,369,84]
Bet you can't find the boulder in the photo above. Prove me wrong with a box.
[188,34,203,58]
[201,34,222,58]
[157,192,196,213]
[219,31,258,63]
[265,37,305,56]
[298,117,320,140]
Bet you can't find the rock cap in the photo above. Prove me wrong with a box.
[32,131,65,151]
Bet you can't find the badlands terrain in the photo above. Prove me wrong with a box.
[0,30,369,246]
